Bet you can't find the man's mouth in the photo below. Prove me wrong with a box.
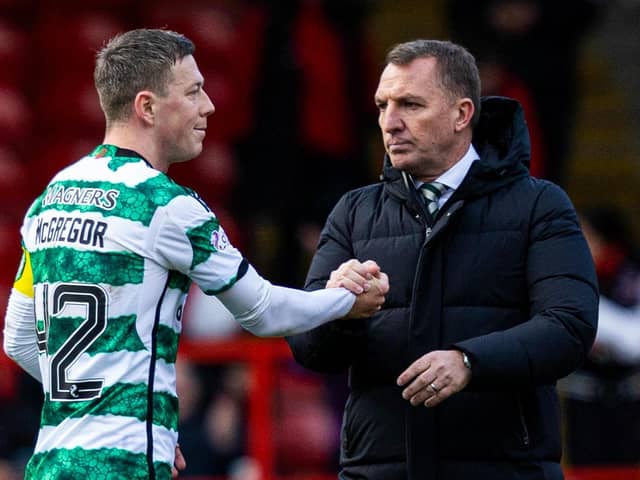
[388,141,411,152]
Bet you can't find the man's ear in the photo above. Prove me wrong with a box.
[133,91,155,125]
[454,98,474,132]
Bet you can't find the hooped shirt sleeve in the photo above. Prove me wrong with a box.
[148,192,356,337]
[148,193,247,294]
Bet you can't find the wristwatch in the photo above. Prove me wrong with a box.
[461,352,472,370]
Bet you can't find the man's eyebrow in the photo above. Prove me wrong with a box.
[397,94,423,102]
[375,94,423,103]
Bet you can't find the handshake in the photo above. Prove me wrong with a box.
[327,259,390,319]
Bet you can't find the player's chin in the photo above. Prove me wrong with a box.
[174,146,203,164]
[193,142,204,157]
[188,142,204,160]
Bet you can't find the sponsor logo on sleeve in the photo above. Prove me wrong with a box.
[211,229,229,251]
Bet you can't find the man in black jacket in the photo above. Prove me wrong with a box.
[286,39,598,480]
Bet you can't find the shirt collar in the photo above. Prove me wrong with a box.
[413,144,479,191]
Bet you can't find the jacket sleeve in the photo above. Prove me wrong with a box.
[286,194,368,373]
[454,183,598,388]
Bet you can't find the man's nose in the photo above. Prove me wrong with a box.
[380,105,403,133]
[202,90,215,116]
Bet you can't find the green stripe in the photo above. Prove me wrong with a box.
[41,317,182,363]
[41,383,178,431]
[108,156,144,171]
[47,316,180,362]
[47,314,146,355]
[47,316,84,354]
[202,272,239,295]
[31,247,144,286]
[168,270,191,293]
[29,175,188,226]
[91,315,146,354]
[48,315,144,354]
[156,324,179,364]
[185,217,220,269]
[25,447,172,480]
[91,143,118,159]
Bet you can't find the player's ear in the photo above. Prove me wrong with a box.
[133,90,156,125]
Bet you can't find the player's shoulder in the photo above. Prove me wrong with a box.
[24,146,200,224]
[160,187,214,223]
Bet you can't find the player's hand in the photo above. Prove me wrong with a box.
[172,444,186,478]
[327,259,381,294]
[397,350,471,408]
[344,271,389,319]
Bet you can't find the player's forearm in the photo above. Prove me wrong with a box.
[216,265,356,337]
[3,288,42,381]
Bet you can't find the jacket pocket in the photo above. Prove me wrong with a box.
[439,390,533,458]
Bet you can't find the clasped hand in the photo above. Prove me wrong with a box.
[327,259,389,319]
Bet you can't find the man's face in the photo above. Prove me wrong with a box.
[374,57,466,181]
[154,54,215,166]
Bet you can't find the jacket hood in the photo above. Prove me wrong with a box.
[382,96,531,201]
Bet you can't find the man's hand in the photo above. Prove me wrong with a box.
[326,259,389,319]
[397,350,471,408]
[345,271,389,318]
[172,444,186,478]
[327,259,381,294]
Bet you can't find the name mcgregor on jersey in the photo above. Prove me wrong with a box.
[35,216,107,247]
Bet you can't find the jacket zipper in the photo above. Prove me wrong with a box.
[406,194,459,350]
[408,217,441,339]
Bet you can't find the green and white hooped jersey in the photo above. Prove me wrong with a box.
[19,145,246,479]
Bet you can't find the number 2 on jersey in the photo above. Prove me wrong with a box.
[36,283,109,401]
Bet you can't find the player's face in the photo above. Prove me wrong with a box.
[154,55,215,166]
[375,57,466,182]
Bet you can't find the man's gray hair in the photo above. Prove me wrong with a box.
[94,28,195,125]
[387,39,481,127]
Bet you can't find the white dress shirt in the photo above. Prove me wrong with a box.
[413,144,480,209]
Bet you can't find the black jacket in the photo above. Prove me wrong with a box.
[286,97,598,480]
